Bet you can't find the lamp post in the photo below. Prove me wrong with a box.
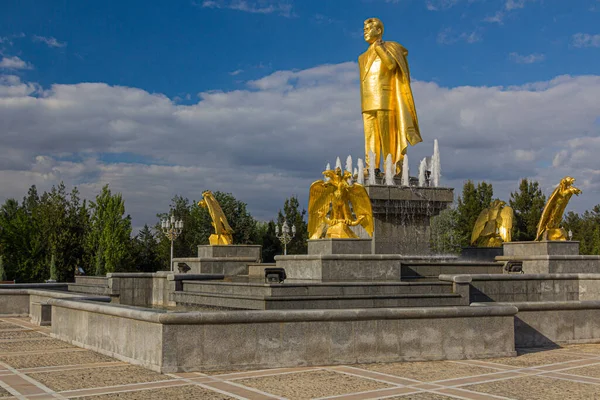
[275,219,296,256]
[161,215,183,272]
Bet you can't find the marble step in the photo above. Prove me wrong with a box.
[180,280,455,297]
[172,290,466,310]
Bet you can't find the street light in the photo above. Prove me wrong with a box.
[275,219,296,256]
[161,215,183,272]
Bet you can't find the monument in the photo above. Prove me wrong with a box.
[358,17,452,255]
[359,17,422,175]
[499,177,592,273]
[461,200,513,261]
[172,191,261,274]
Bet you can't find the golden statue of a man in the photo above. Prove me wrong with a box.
[359,18,422,175]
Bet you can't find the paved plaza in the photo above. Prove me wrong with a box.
[0,318,599,399]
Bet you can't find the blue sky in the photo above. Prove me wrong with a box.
[4,0,599,95]
[0,0,599,230]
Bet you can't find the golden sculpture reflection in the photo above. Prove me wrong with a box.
[308,168,374,239]
[471,200,514,247]
[198,191,234,245]
[359,17,422,175]
[536,177,581,241]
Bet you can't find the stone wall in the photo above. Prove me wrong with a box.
[440,274,600,303]
[473,301,600,347]
[48,298,517,372]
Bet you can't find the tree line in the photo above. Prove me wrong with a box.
[0,184,308,282]
[2,178,599,282]
[431,178,600,255]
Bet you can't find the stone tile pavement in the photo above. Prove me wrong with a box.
[0,318,600,399]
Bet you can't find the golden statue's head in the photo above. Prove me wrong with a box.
[363,18,384,44]
[560,176,576,189]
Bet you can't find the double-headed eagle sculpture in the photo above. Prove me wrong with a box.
[308,168,374,239]
[471,200,514,247]
[536,176,581,241]
[198,190,234,245]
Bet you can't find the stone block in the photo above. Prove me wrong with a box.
[197,245,262,260]
[308,239,372,255]
[503,241,580,257]
[30,302,51,326]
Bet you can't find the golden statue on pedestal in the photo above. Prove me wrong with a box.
[308,168,374,239]
[471,200,514,247]
[198,191,234,245]
[359,17,422,175]
[536,177,581,241]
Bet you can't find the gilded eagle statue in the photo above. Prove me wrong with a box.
[198,191,234,245]
[471,200,514,247]
[308,167,374,239]
[536,176,581,241]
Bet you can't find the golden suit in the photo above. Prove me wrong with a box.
[359,41,422,173]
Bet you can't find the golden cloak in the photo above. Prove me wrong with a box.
[359,41,423,160]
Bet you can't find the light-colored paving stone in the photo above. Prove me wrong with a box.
[0,350,114,369]
[237,370,393,400]
[464,375,600,399]
[485,350,584,367]
[79,384,234,399]
[28,365,174,391]
[359,361,503,382]
[3,317,600,399]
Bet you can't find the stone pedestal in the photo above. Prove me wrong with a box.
[362,185,453,255]
[173,245,262,276]
[308,239,371,255]
[498,241,600,274]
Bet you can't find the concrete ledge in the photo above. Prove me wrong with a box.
[167,274,224,281]
[49,298,517,372]
[473,300,600,347]
[439,275,473,283]
[443,273,600,281]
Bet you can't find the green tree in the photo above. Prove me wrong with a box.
[49,253,57,281]
[276,196,308,255]
[87,185,133,275]
[455,180,494,247]
[132,225,162,272]
[564,205,600,255]
[0,255,6,281]
[257,220,281,263]
[430,207,460,254]
[509,179,546,241]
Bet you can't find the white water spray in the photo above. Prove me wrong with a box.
[431,139,441,187]
[367,151,376,185]
[401,156,409,186]
[418,158,427,187]
[384,154,394,186]
[357,159,365,185]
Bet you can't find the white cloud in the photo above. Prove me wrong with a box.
[32,35,67,48]
[437,28,482,44]
[198,0,294,17]
[572,33,600,48]
[483,11,504,24]
[229,69,244,76]
[509,52,545,64]
[0,56,33,70]
[0,66,599,231]
[426,0,459,11]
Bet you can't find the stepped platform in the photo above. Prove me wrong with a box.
[67,276,110,296]
[172,279,469,310]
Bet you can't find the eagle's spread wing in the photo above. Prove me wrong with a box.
[536,185,561,241]
[498,205,514,243]
[204,193,233,235]
[308,180,334,239]
[471,207,490,246]
[348,184,374,237]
